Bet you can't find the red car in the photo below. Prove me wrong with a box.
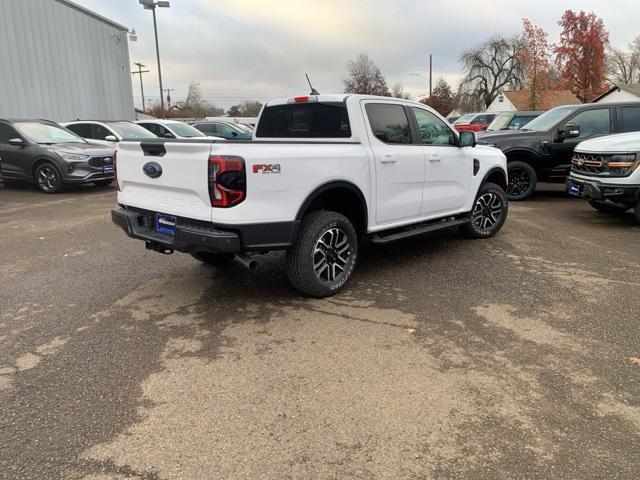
[452,113,497,132]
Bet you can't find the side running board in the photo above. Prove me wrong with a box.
[369,215,470,245]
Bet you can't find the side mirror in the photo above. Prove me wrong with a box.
[560,123,580,139]
[8,138,25,146]
[459,131,476,148]
[104,135,117,142]
[231,131,238,137]
[163,132,175,138]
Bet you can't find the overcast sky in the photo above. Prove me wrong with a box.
[74,0,640,109]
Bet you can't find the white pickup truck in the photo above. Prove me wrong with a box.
[112,94,508,296]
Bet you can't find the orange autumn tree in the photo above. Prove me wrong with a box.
[520,19,553,109]
[555,10,609,102]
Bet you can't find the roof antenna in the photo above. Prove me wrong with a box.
[306,73,319,95]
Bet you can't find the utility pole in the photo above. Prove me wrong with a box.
[131,62,149,112]
[429,54,433,98]
[163,88,175,110]
[139,1,171,117]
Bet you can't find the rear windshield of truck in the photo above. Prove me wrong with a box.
[256,102,351,138]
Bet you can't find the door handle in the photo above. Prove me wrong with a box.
[380,155,396,164]
[429,155,442,162]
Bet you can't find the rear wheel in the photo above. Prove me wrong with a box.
[34,162,64,193]
[286,211,358,297]
[460,182,508,239]
[588,199,629,214]
[506,161,537,201]
[191,252,235,267]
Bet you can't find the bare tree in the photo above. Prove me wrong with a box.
[458,35,525,109]
[390,82,410,99]
[606,36,640,84]
[343,53,390,96]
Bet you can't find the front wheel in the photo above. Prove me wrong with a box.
[35,162,64,193]
[588,199,629,214]
[460,182,508,239]
[286,211,358,298]
[506,161,537,201]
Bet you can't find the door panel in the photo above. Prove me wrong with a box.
[0,123,29,178]
[364,102,424,224]
[409,107,471,215]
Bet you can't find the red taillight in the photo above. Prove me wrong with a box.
[208,155,246,208]
[294,96,309,103]
[288,95,318,103]
[113,150,120,191]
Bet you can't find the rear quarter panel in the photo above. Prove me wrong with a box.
[210,142,371,225]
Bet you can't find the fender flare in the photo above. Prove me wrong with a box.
[295,180,368,226]
[481,167,508,189]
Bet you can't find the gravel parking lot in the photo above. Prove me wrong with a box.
[1,182,639,480]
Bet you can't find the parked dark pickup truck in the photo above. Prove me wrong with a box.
[477,102,640,200]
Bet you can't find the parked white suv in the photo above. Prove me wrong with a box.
[567,132,640,222]
[63,120,157,146]
[112,94,508,296]
[135,119,224,141]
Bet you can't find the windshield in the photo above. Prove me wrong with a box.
[453,114,476,124]
[108,122,157,139]
[167,122,206,138]
[16,122,85,144]
[522,106,579,132]
[486,112,514,131]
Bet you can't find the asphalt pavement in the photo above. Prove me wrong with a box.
[1,181,639,480]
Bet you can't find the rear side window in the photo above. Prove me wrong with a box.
[67,123,92,138]
[366,104,412,144]
[256,102,350,138]
[621,106,640,133]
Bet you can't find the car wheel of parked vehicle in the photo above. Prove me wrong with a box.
[191,252,236,267]
[587,199,629,214]
[286,211,358,298]
[93,180,113,187]
[506,161,536,201]
[35,162,64,194]
[460,182,508,239]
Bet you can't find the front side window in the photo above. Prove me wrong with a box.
[571,109,611,138]
[365,104,412,144]
[16,122,84,144]
[621,106,640,133]
[0,123,20,143]
[194,124,217,135]
[92,124,111,140]
[411,108,456,146]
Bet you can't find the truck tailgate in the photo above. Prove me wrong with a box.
[117,140,213,221]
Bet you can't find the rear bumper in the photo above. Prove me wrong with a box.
[566,176,640,204]
[111,207,299,254]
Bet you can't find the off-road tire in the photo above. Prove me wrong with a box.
[506,161,537,201]
[588,199,629,214]
[460,182,508,239]
[34,162,64,194]
[191,252,235,267]
[286,211,358,298]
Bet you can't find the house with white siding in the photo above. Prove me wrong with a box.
[593,84,640,103]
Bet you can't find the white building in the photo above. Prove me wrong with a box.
[486,90,581,113]
[593,84,640,103]
[0,0,135,122]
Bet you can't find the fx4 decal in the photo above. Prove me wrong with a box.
[252,164,281,174]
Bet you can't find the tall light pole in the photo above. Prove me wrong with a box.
[132,62,149,112]
[139,0,170,117]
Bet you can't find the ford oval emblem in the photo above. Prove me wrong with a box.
[143,161,162,178]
